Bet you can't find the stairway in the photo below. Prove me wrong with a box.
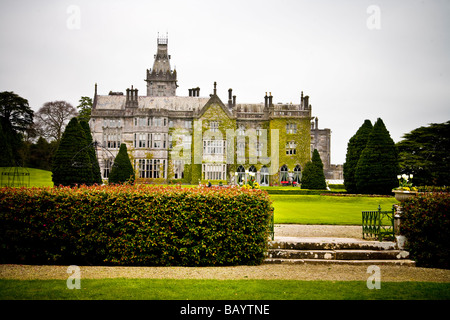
[265,236,415,266]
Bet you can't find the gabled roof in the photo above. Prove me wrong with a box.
[197,93,234,119]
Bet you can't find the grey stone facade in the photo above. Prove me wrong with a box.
[90,35,340,184]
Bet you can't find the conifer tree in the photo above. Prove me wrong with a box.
[108,143,135,184]
[52,117,93,186]
[0,122,13,166]
[343,120,373,193]
[301,149,327,189]
[80,120,102,184]
[355,118,399,195]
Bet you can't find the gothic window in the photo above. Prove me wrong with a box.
[256,142,263,157]
[237,142,245,157]
[103,158,114,178]
[286,141,297,155]
[248,165,257,182]
[210,121,219,132]
[139,133,146,148]
[237,125,245,136]
[104,130,120,149]
[293,165,302,184]
[203,164,226,180]
[153,133,161,148]
[260,166,269,186]
[203,140,225,155]
[236,165,245,184]
[286,123,297,134]
[173,160,184,179]
[153,117,162,127]
[280,165,289,182]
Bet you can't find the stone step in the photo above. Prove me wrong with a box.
[264,258,416,266]
[270,237,398,251]
[265,236,415,266]
[267,249,410,260]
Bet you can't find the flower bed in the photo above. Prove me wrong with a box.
[0,185,273,266]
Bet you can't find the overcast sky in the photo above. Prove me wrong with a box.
[1,0,449,164]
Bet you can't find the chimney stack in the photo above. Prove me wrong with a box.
[264,92,268,108]
[268,92,273,106]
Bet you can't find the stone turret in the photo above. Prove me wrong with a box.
[145,33,178,96]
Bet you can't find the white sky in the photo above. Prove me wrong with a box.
[1,0,449,164]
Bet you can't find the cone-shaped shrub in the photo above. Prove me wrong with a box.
[52,117,93,186]
[344,119,373,193]
[80,120,102,184]
[355,118,399,194]
[108,143,135,184]
[301,149,327,189]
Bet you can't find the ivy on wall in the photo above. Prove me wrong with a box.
[163,99,312,185]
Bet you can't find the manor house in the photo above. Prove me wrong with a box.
[90,35,338,185]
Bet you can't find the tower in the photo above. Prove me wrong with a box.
[145,33,178,97]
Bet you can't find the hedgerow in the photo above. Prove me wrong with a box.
[0,185,273,266]
[400,192,450,269]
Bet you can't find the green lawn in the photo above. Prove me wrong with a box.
[0,167,53,187]
[271,195,398,225]
[1,279,449,300]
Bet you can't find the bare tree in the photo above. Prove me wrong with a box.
[35,101,78,142]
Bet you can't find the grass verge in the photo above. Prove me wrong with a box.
[271,195,398,225]
[1,279,449,300]
[0,167,53,187]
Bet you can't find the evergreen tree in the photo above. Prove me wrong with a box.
[0,122,13,166]
[343,120,373,193]
[80,120,102,184]
[355,118,399,195]
[108,143,135,184]
[301,149,327,189]
[26,137,55,171]
[52,117,93,186]
[396,121,450,186]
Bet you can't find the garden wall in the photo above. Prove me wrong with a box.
[0,185,273,266]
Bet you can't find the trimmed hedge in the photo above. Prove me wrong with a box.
[0,185,273,266]
[400,192,450,269]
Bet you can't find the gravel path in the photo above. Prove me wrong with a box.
[1,225,449,282]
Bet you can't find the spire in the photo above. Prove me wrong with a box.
[152,33,171,73]
[146,32,177,96]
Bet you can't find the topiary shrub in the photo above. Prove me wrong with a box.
[400,192,450,269]
[355,118,399,195]
[301,149,327,190]
[344,119,373,194]
[108,143,135,184]
[52,117,94,186]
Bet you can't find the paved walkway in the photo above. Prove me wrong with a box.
[274,224,363,240]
